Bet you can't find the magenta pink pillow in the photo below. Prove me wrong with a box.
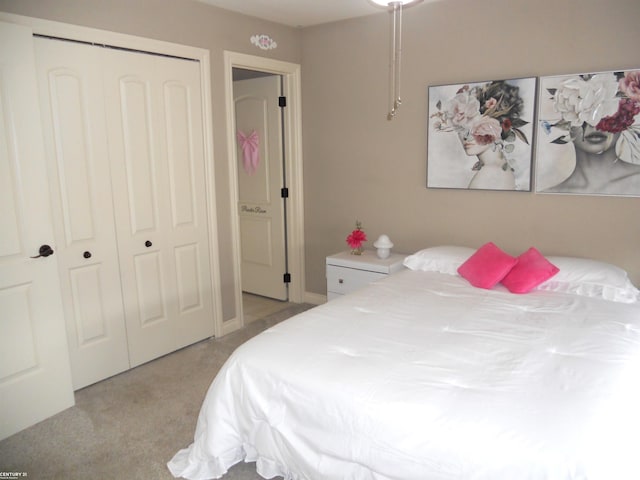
[501,247,559,293]
[457,242,517,289]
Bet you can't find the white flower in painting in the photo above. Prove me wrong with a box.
[469,115,502,145]
[444,88,481,129]
[553,73,619,127]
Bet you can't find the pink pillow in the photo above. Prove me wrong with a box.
[502,247,559,293]
[457,242,517,289]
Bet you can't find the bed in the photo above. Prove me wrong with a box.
[168,245,640,480]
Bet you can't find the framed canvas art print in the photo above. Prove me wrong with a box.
[427,77,536,191]
[535,69,640,196]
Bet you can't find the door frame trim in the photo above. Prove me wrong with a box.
[0,12,225,338]
[223,51,305,335]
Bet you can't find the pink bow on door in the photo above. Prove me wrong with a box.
[237,130,260,175]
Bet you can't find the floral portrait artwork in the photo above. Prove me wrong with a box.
[536,70,640,196]
[427,77,536,191]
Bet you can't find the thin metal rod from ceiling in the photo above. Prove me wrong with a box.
[387,1,403,120]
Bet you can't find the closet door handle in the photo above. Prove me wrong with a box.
[31,244,54,258]
[145,240,152,248]
[83,251,92,259]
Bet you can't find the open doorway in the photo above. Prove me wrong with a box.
[232,68,290,322]
[233,68,288,301]
[222,52,305,336]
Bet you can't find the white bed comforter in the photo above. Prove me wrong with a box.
[168,270,640,480]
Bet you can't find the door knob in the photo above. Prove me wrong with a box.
[145,240,152,247]
[83,251,92,259]
[31,244,54,258]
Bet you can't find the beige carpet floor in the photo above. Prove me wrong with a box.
[0,302,314,480]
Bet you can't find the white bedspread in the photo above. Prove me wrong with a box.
[168,270,640,480]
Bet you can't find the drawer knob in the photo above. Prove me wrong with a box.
[338,278,344,284]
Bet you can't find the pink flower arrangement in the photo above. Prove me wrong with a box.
[346,221,367,255]
[620,71,640,102]
[596,98,640,133]
[592,71,640,134]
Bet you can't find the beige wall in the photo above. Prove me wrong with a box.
[2,0,639,308]
[0,0,302,319]
[301,0,640,293]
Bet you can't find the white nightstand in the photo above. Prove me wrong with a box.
[326,250,406,301]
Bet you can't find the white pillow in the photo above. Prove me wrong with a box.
[403,246,475,275]
[536,256,639,303]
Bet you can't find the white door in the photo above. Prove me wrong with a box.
[234,75,287,300]
[33,38,130,390]
[0,22,74,440]
[104,48,215,367]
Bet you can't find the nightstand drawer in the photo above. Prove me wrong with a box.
[326,265,386,296]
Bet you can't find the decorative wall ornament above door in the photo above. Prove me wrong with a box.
[250,34,277,50]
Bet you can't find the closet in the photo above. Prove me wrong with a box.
[34,37,215,389]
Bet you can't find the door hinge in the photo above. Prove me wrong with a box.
[281,187,289,198]
[278,96,287,108]
[283,273,291,283]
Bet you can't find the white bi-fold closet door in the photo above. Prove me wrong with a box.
[34,37,215,389]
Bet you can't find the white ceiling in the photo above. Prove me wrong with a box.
[193,0,428,28]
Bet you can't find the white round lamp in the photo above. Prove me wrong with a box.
[373,234,394,259]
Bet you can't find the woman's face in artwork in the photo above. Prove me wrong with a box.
[457,129,491,156]
[570,125,620,155]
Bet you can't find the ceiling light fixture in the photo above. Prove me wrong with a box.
[370,0,423,120]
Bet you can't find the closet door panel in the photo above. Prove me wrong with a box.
[175,243,201,308]
[134,251,167,325]
[46,73,93,241]
[105,51,173,366]
[158,57,214,350]
[105,49,214,366]
[165,82,196,226]
[34,38,130,390]
[68,265,107,342]
[118,77,158,233]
